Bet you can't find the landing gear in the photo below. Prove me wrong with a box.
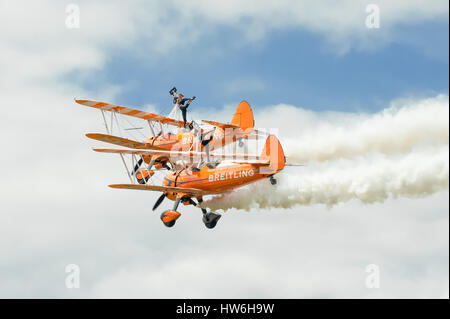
[158,197,222,229]
[202,212,221,229]
[238,138,244,147]
[198,198,221,229]
[160,198,181,228]
[269,176,277,185]
[160,211,178,227]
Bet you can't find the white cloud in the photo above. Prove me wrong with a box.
[0,85,447,298]
[89,193,449,298]
[170,0,449,53]
[281,95,449,163]
[2,0,447,85]
[203,95,449,211]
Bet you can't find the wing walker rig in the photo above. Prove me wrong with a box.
[76,88,286,229]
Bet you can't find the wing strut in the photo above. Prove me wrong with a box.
[147,120,156,137]
[101,110,133,183]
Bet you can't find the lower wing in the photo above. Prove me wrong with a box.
[86,133,165,150]
[109,184,223,196]
[93,147,261,161]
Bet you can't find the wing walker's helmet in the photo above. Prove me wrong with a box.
[174,93,184,104]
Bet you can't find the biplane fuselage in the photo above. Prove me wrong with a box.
[106,134,285,229]
[109,134,286,204]
[163,163,267,197]
[162,135,284,199]
[144,126,252,153]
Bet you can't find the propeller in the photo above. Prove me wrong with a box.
[132,157,144,175]
[153,193,166,211]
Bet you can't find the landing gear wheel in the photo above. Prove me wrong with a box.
[160,210,181,228]
[238,139,244,147]
[162,219,176,228]
[270,176,277,185]
[202,212,221,229]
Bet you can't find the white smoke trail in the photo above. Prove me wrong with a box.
[204,146,449,212]
[283,95,449,163]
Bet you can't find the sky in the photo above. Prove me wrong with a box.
[0,0,448,298]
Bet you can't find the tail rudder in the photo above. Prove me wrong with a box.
[231,101,254,131]
[260,135,285,172]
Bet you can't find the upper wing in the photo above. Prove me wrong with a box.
[76,99,188,127]
[109,184,222,196]
[231,160,270,165]
[86,133,166,150]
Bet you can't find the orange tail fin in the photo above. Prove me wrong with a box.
[260,135,285,173]
[231,101,254,131]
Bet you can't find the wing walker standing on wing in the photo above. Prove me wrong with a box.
[169,87,196,129]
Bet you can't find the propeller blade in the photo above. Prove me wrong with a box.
[132,157,144,175]
[153,193,166,211]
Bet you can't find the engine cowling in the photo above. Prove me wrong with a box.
[161,211,181,223]
[136,169,154,184]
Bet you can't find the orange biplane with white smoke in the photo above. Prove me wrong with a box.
[77,96,285,229]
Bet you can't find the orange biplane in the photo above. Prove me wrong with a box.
[97,135,285,229]
[77,97,284,229]
[76,99,260,176]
